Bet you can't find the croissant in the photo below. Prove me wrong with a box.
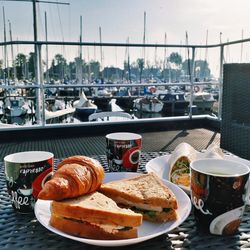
[38,155,105,201]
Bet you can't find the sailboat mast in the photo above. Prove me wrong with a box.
[203,29,208,80]
[240,29,244,63]
[163,32,167,81]
[3,7,8,85]
[80,15,83,60]
[8,20,16,81]
[186,31,191,81]
[143,11,146,62]
[76,15,83,84]
[164,33,167,69]
[45,11,49,83]
[204,30,208,62]
[99,26,104,80]
[127,37,131,83]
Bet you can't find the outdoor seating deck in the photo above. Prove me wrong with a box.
[0,128,220,161]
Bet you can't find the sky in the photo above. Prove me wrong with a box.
[1,0,250,77]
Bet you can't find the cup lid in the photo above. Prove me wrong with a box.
[106,132,141,140]
[4,151,54,164]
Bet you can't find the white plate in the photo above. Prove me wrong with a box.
[145,154,250,194]
[34,172,191,247]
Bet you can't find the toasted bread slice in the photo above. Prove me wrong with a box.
[99,173,178,209]
[50,214,138,240]
[51,192,142,227]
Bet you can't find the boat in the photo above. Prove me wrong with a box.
[95,88,112,97]
[45,107,75,120]
[73,91,98,117]
[109,99,123,112]
[184,91,216,111]
[2,95,28,117]
[133,96,164,113]
[115,87,134,109]
[46,99,65,111]
[88,111,134,122]
[158,91,189,115]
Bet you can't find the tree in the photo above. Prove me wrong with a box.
[123,60,131,82]
[51,54,67,80]
[137,58,144,83]
[15,53,27,79]
[89,60,100,80]
[182,59,192,80]
[182,59,211,81]
[28,52,35,79]
[68,61,76,80]
[194,60,211,81]
[169,52,182,65]
[0,59,3,79]
[168,52,183,82]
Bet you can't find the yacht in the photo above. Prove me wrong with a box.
[184,91,216,111]
[3,96,28,117]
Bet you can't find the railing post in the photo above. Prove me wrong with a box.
[218,45,224,120]
[35,44,45,126]
[39,44,45,126]
[189,46,196,119]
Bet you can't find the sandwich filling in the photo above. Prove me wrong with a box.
[113,196,163,212]
[110,195,176,221]
[132,207,174,219]
[56,214,134,233]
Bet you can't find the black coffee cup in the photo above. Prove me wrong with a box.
[190,159,250,235]
[4,151,54,213]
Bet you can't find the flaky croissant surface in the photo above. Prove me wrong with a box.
[38,155,105,201]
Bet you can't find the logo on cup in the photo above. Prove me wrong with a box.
[129,149,141,164]
[123,147,141,168]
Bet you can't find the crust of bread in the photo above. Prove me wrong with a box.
[50,214,138,240]
[51,192,142,227]
[99,173,178,209]
[141,209,178,222]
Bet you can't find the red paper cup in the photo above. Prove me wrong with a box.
[106,132,142,172]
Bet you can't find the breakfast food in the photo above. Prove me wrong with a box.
[168,143,197,188]
[168,143,224,188]
[38,155,105,200]
[50,192,143,240]
[99,173,178,222]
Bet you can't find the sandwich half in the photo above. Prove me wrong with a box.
[50,192,142,240]
[99,173,178,222]
[168,142,198,188]
[168,143,224,188]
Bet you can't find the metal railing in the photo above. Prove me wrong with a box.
[1,38,248,130]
